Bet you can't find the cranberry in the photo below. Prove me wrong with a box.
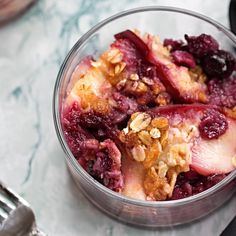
[171,187,184,200]
[185,34,219,58]
[202,50,235,79]
[171,50,196,68]
[93,152,113,173]
[198,109,228,140]
[204,174,226,189]
[62,102,94,157]
[169,170,227,200]
[208,76,236,108]
[182,182,193,196]
[184,169,200,181]
[193,182,205,194]
[163,38,185,52]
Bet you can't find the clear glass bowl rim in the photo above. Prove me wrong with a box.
[53,6,236,208]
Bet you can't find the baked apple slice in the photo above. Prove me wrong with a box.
[192,118,236,175]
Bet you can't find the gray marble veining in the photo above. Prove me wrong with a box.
[0,0,235,235]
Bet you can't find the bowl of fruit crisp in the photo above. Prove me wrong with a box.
[53,7,236,227]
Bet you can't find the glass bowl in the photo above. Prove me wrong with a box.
[53,7,236,227]
[0,0,36,25]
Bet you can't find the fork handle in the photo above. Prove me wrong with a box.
[30,227,47,236]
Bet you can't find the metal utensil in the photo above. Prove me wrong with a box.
[229,0,236,34]
[0,181,46,236]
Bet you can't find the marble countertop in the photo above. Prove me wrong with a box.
[0,0,235,235]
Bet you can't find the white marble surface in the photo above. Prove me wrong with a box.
[0,0,235,235]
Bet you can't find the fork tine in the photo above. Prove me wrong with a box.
[0,181,29,207]
[0,196,14,213]
[0,210,7,224]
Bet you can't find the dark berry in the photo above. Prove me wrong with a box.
[168,170,227,200]
[185,34,219,58]
[184,170,200,181]
[171,50,196,68]
[163,38,185,52]
[202,50,235,78]
[93,152,113,173]
[208,76,236,108]
[198,109,228,139]
[204,174,226,189]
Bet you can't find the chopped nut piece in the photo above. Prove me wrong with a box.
[152,84,162,95]
[130,112,151,132]
[156,92,171,106]
[114,62,126,75]
[142,77,154,85]
[232,155,236,167]
[130,73,139,81]
[131,145,146,162]
[138,130,152,146]
[114,64,121,75]
[136,82,148,93]
[189,65,207,83]
[150,128,161,139]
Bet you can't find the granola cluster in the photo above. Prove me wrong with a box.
[119,112,197,200]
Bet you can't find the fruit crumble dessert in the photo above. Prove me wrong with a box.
[62,29,236,201]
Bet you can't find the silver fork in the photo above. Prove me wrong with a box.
[0,181,46,236]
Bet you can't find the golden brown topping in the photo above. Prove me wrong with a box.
[138,130,152,146]
[130,112,151,132]
[79,92,110,113]
[121,111,194,200]
[114,62,126,75]
[119,131,139,147]
[143,140,162,169]
[156,92,171,106]
[144,167,169,201]
[189,66,207,83]
[160,130,168,149]
[157,161,168,178]
[223,106,236,119]
[151,117,169,129]
[106,48,123,64]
